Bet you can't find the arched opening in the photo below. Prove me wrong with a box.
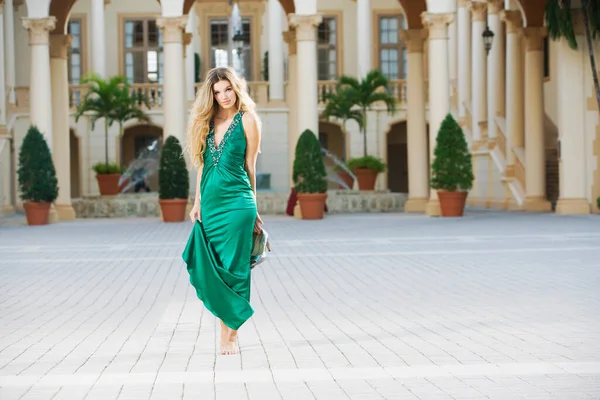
[69,129,81,198]
[121,124,163,193]
[387,121,408,193]
[318,121,347,189]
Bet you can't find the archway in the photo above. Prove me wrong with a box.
[318,121,347,189]
[121,124,163,193]
[69,129,81,198]
[387,121,408,193]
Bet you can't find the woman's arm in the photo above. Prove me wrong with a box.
[242,112,261,196]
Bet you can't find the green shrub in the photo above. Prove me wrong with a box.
[17,126,59,203]
[158,136,189,199]
[347,155,386,173]
[92,162,122,174]
[597,196,600,210]
[430,114,474,192]
[293,130,328,194]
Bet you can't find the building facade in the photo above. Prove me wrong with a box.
[0,0,598,219]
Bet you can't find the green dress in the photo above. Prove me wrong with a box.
[182,111,256,330]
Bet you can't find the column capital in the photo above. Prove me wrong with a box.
[49,34,72,59]
[288,14,323,41]
[500,10,524,33]
[156,15,188,43]
[523,27,547,51]
[458,0,472,7]
[21,17,57,45]
[470,2,487,21]
[421,12,454,40]
[283,28,297,55]
[400,29,426,53]
[486,0,504,14]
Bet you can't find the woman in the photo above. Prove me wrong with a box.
[182,67,263,355]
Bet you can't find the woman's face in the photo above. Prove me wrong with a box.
[213,79,237,109]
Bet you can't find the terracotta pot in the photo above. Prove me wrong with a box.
[337,170,355,190]
[96,173,122,196]
[159,199,188,222]
[23,202,51,226]
[437,190,468,217]
[297,193,328,220]
[353,168,378,191]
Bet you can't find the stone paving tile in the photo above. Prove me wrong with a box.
[0,212,599,399]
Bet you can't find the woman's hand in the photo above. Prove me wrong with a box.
[254,213,263,233]
[189,202,201,223]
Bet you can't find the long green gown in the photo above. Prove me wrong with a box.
[182,111,256,330]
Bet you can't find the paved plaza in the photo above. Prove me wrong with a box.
[0,211,599,399]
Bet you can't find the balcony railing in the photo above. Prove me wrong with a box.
[14,80,412,114]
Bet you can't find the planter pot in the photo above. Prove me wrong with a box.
[337,170,355,190]
[354,168,378,191]
[437,190,468,217]
[159,199,188,222]
[297,192,328,220]
[96,173,122,196]
[23,201,51,225]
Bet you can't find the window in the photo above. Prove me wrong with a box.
[209,17,252,80]
[67,18,83,85]
[378,15,407,80]
[123,18,164,83]
[317,17,338,81]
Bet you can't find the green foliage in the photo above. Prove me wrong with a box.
[430,114,474,192]
[262,51,269,81]
[92,162,122,174]
[17,126,59,203]
[293,130,328,194]
[194,53,201,83]
[321,85,364,130]
[597,196,600,210]
[546,0,600,49]
[334,69,397,156]
[159,136,190,200]
[347,155,386,173]
[75,73,150,168]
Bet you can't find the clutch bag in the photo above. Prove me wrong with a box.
[250,228,271,269]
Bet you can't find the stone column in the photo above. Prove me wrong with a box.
[487,0,505,139]
[523,27,551,211]
[422,13,453,217]
[288,14,322,136]
[0,4,6,125]
[402,29,428,213]
[283,28,297,186]
[268,0,285,101]
[555,36,590,214]
[4,0,16,104]
[50,34,76,220]
[185,10,197,102]
[457,0,471,119]
[90,0,106,76]
[157,16,187,143]
[357,0,372,77]
[501,10,523,168]
[470,2,487,140]
[22,17,56,146]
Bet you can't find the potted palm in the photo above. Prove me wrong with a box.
[336,69,397,190]
[17,126,59,225]
[158,136,189,222]
[293,129,328,219]
[430,114,474,217]
[75,73,150,195]
[321,85,363,190]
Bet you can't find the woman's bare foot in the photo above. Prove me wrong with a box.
[220,337,239,355]
[219,321,239,355]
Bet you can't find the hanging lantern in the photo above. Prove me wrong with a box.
[482,25,494,55]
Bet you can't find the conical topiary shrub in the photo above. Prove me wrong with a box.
[292,130,328,219]
[17,126,59,225]
[158,136,189,222]
[430,114,474,217]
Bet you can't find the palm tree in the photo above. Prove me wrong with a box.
[546,0,600,112]
[321,84,365,159]
[75,73,150,169]
[336,70,397,157]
